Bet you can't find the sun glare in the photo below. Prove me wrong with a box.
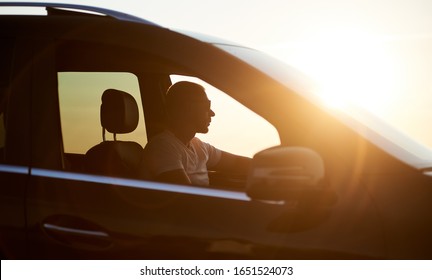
[281,30,399,115]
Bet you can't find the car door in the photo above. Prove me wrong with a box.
[0,36,31,259]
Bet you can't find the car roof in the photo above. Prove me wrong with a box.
[0,2,157,25]
[0,2,243,47]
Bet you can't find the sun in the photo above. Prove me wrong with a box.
[278,30,399,115]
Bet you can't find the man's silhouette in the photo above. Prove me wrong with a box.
[141,81,251,186]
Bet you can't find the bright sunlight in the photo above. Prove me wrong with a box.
[269,28,432,150]
[277,30,400,115]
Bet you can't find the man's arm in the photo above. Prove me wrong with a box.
[212,151,252,175]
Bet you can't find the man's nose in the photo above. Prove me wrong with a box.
[210,109,215,117]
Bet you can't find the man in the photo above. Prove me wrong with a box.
[141,81,251,186]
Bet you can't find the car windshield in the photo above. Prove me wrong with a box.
[215,44,432,170]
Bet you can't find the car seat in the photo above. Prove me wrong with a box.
[85,89,144,178]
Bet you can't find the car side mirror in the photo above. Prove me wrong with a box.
[246,146,335,204]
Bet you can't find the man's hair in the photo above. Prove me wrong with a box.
[165,81,207,117]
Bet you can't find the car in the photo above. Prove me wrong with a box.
[1,2,432,260]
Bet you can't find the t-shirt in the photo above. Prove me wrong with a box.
[141,130,222,186]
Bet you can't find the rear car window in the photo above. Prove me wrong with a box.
[58,72,147,154]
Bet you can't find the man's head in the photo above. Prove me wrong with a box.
[166,81,215,133]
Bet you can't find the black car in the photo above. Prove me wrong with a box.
[1,2,432,259]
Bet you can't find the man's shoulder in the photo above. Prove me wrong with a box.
[147,130,176,144]
[190,137,210,149]
[145,130,184,151]
[190,137,221,154]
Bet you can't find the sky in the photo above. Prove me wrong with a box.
[3,0,432,153]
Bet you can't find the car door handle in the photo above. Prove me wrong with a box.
[42,215,112,249]
[43,223,109,238]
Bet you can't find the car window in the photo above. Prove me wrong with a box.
[58,72,147,155]
[170,75,280,157]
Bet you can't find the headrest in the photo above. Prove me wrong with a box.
[100,89,139,134]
